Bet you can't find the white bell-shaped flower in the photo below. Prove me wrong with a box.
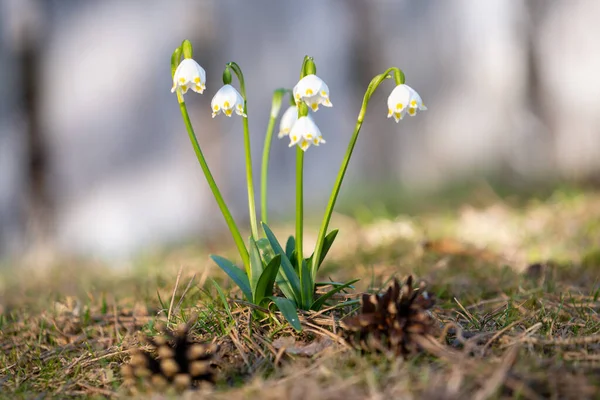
[278,106,298,138]
[293,74,332,112]
[171,58,206,95]
[211,85,246,118]
[288,116,325,151]
[387,84,427,122]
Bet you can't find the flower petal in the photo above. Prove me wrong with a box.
[172,58,206,96]
[288,116,324,151]
[211,85,245,118]
[293,74,332,111]
[279,106,298,138]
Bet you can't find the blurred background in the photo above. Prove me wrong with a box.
[1,0,599,261]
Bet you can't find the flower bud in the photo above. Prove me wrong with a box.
[170,47,183,80]
[181,40,193,59]
[222,67,232,85]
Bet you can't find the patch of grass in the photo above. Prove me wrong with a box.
[1,188,600,398]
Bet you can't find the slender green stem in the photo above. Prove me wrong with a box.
[295,147,304,264]
[178,98,249,268]
[310,68,404,280]
[227,62,259,239]
[242,115,259,239]
[295,146,304,296]
[260,115,277,224]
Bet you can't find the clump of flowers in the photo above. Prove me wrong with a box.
[170,40,427,330]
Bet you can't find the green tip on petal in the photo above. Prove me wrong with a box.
[181,39,193,59]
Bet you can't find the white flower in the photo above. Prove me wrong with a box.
[293,74,332,112]
[387,84,427,122]
[288,116,326,151]
[211,85,246,118]
[278,106,298,138]
[171,58,206,95]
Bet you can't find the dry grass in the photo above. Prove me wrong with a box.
[1,188,600,399]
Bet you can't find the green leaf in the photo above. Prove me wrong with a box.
[268,296,302,331]
[248,238,263,295]
[211,279,233,320]
[285,236,296,260]
[253,255,281,305]
[262,223,302,304]
[289,250,299,272]
[310,279,359,311]
[300,259,313,310]
[256,238,276,264]
[260,233,295,303]
[314,229,339,268]
[210,255,252,301]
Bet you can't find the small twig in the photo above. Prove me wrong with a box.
[79,348,137,369]
[231,299,270,314]
[483,317,528,351]
[242,333,267,359]
[473,346,519,400]
[228,330,250,367]
[518,332,600,347]
[168,265,184,323]
[173,273,197,317]
[455,297,480,328]
[274,346,286,366]
[302,321,350,347]
[75,382,118,398]
[499,322,543,349]
[112,301,120,342]
[0,363,17,374]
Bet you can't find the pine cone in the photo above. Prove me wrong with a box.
[121,323,218,392]
[341,275,436,357]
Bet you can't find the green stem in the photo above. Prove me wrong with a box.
[260,115,277,225]
[227,62,259,239]
[242,115,259,239]
[178,98,249,268]
[295,146,304,291]
[310,68,404,280]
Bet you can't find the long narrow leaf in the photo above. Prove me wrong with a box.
[210,255,252,301]
[300,259,313,310]
[248,238,263,295]
[211,279,233,320]
[262,223,302,303]
[274,275,296,303]
[310,279,359,311]
[313,229,339,268]
[256,238,276,264]
[285,236,296,260]
[268,296,302,331]
[259,233,296,302]
[253,255,281,305]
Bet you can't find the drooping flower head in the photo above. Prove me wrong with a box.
[288,115,325,151]
[171,58,206,95]
[211,84,246,118]
[278,106,298,138]
[387,84,427,122]
[293,74,332,112]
